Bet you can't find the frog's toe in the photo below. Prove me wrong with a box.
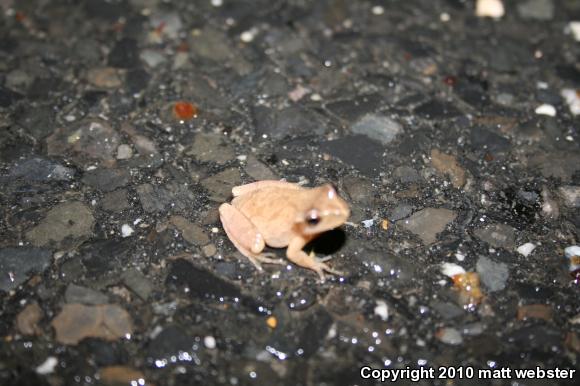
[312,260,343,282]
[320,262,344,277]
[247,256,264,271]
[255,253,286,265]
[314,267,327,282]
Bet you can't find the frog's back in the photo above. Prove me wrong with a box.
[232,187,310,246]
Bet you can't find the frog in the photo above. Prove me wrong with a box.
[219,180,350,281]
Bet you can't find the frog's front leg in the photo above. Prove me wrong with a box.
[219,203,285,270]
[286,237,343,282]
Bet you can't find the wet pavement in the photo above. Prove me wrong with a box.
[1,0,579,385]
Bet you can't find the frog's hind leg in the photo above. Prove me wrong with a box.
[219,203,285,271]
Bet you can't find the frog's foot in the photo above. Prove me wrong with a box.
[253,253,286,265]
[246,253,285,272]
[313,258,344,281]
[288,250,343,282]
[246,256,264,271]
[317,255,334,263]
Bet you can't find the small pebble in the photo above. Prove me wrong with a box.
[121,224,134,238]
[36,357,58,375]
[310,93,322,101]
[535,104,556,117]
[567,21,580,42]
[374,300,389,321]
[240,29,257,43]
[559,186,580,208]
[116,144,133,159]
[565,246,580,259]
[204,335,217,349]
[362,219,374,228]
[441,262,465,278]
[202,244,217,257]
[381,219,389,230]
[561,89,580,115]
[211,0,223,7]
[288,85,309,102]
[371,5,384,15]
[517,242,536,257]
[173,101,198,120]
[517,304,553,321]
[266,316,277,329]
[476,0,505,18]
[436,327,463,345]
[452,272,484,305]
[564,246,580,271]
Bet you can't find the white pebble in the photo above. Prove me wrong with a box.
[440,262,466,278]
[534,104,556,117]
[240,29,257,43]
[455,252,466,261]
[288,84,310,102]
[440,13,451,22]
[117,144,133,159]
[374,300,389,321]
[561,89,580,115]
[310,93,322,101]
[565,246,580,271]
[437,327,463,345]
[204,335,217,349]
[565,246,580,259]
[361,219,374,228]
[567,21,580,42]
[476,0,505,18]
[211,0,223,7]
[517,242,536,257]
[371,5,384,15]
[36,356,58,375]
[121,224,134,238]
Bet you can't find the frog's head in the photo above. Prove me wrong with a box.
[299,184,350,235]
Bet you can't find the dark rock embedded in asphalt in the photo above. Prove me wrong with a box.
[64,284,109,305]
[319,134,385,177]
[401,208,457,245]
[25,201,95,249]
[0,248,52,291]
[82,168,130,192]
[1,0,579,385]
[9,158,75,182]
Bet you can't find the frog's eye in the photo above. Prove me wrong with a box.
[306,210,320,226]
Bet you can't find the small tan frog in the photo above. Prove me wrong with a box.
[219,180,350,280]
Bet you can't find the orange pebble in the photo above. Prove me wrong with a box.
[173,101,198,120]
[266,316,277,329]
[15,11,26,22]
[452,272,483,305]
[381,219,389,230]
